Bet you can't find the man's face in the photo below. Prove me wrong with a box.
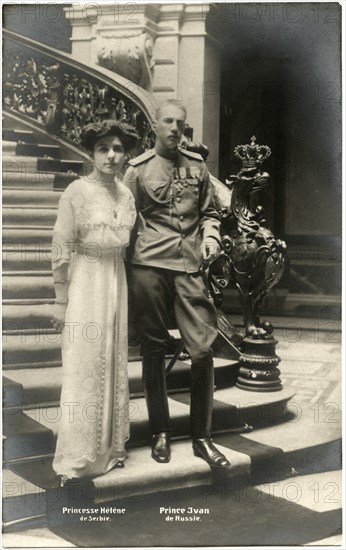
[154,105,186,151]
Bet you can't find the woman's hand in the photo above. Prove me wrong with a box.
[51,303,68,332]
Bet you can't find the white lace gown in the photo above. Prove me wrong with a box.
[51,177,136,479]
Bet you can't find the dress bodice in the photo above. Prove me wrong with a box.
[52,177,137,268]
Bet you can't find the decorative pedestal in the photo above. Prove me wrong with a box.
[236,337,282,392]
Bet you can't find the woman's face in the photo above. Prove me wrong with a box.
[92,135,126,175]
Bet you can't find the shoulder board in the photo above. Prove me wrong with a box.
[178,147,203,161]
[128,149,156,166]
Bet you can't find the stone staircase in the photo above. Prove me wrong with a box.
[2,122,81,530]
[1,118,308,534]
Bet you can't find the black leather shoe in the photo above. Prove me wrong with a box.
[193,438,230,468]
[152,432,171,463]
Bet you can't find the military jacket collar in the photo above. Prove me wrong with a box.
[155,145,179,161]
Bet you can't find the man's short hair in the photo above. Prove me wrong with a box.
[155,99,187,121]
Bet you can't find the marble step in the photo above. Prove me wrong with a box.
[3,408,55,461]
[4,386,294,463]
[2,250,52,272]
[2,128,34,143]
[3,154,84,174]
[3,273,54,300]
[3,438,248,532]
[3,376,24,408]
[2,327,183,370]
[3,226,53,245]
[3,333,62,368]
[3,141,16,155]
[3,207,58,227]
[4,426,341,533]
[3,358,238,410]
[3,303,56,328]
[3,140,60,158]
[1,306,187,336]
[3,189,62,206]
[3,468,48,532]
[3,171,76,189]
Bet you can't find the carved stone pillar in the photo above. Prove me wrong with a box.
[152,4,185,100]
[96,33,155,91]
[64,3,160,91]
[178,4,221,177]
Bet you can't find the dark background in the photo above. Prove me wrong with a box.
[212,2,342,241]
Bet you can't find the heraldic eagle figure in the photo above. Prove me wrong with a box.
[216,136,287,340]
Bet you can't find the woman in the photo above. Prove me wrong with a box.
[51,120,138,485]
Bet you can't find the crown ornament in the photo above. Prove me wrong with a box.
[234,136,271,168]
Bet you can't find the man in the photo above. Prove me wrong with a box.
[123,99,230,468]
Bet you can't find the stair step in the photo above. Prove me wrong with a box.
[2,468,48,530]
[10,387,293,460]
[3,376,24,408]
[3,303,53,328]
[2,129,34,143]
[3,226,53,244]
[3,189,62,206]
[5,141,60,158]
[3,409,55,461]
[2,250,52,271]
[3,334,62,368]
[3,274,54,300]
[3,155,84,174]
[3,172,55,189]
[1,306,187,335]
[3,141,16,154]
[3,171,76,189]
[3,207,58,227]
[3,155,41,173]
[93,439,248,504]
[3,358,238,409]
[4,387,293,462]
[2,328,182,369]
[3,443,247,531]
[4,421,341,532]
[4,368,62,408]
[3,141,60,158]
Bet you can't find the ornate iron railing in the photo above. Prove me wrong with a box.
[3,30,156,151]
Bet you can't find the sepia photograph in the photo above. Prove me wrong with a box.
[2,1,343,548]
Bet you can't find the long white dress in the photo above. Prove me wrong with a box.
[51,176,136,479]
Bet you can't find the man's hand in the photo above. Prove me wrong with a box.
[201,237,221,265]
[51,303,67,332]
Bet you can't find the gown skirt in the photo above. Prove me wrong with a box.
[52,178,135,479]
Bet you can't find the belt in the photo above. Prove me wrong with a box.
[75,243,124,261]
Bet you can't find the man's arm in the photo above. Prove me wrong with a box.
[123,165,140,210]
[199,164,222,263]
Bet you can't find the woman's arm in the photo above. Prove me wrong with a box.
[51,190,77,332]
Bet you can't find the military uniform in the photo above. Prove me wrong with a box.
[123,146,221,438]
[124,146,220,272]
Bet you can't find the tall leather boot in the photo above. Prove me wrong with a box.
[142,355,171,463]
[190,362,230,468]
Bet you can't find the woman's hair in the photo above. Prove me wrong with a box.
[80,119,139,153]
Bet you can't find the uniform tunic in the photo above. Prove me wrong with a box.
[123,146,220,362]
[123,146,221,273]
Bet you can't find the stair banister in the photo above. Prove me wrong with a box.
[3,29,156,151]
